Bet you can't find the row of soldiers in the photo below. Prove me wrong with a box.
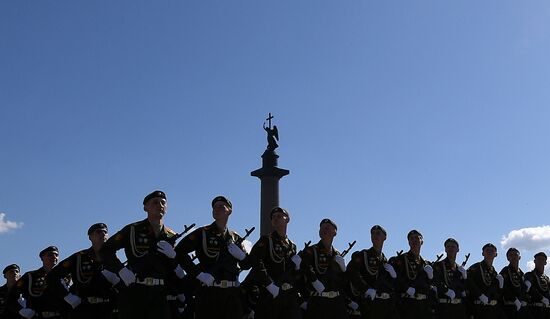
[1,190,550,319]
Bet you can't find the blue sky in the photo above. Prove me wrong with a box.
[2,1,550,275]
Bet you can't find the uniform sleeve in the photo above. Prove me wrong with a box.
[499,267,516,301]
[244,236,272,286]
[432,262,448,296]
[467,264,482,299]
[391,255,408,293]
[346,251,368,294]
[300,247,319,284]
[7,273,28,313]
[100,226,129,272]
[47,254,75,299]
[525,272,543,302]
[175,228,202,277]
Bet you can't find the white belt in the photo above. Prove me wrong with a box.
[41,312,61,318]
[530,302,549,308]
[438,298,462,304]
[135,277,164,286]
[212,280,239,288]
[376,292,391,300]
[474,300,498,306]
[401,293,427,300]
[166,295,177,301]
[281,283,293,291]
[504,300,527,306]
[313,291,340,298]
[86,297,110,304]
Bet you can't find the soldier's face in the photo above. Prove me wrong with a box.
[271,212,289,228]
[371,230,386,246]
[445,242,459,257]
[3,268,20,282]
[41,251,59,268]
[534,256,547,269]
[319,223,337,240]
[144,197,167,221]
[507,251,520,264]
[408,235,423,250]
[482,247,497,261]
[212,201,231,220]
[89,228,108,245]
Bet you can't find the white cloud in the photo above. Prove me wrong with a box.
[0,212,23,233]
[501,225,550,252]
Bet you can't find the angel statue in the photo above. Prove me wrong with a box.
[263,113,279,151]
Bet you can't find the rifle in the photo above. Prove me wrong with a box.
[461,253,471,267]
[340,240,356,257]
[434,254,444,263]
[235,227,255,246]
[166,223,196,245]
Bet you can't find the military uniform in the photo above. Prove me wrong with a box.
[47,247,117,319]
[300,240,349,319]
[524,268,550,319]
[0,264,19,319]
[175,222,248,319]
[467,260,506,319]
[245,230,301,319]
[392,251,433,319]
[100,218,177,319]
[500,263,533,319]
[432,258,467,319]
[346,247,399,319]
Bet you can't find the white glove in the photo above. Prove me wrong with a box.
[383,263,397,278]
[300,301,308,310]
[514,298,521,311]
[406,287,416,297]
[334,255,346,272]
[64,293,81,309]
[157,240,176,259]
[18,309,35,319]
[178,307,186,314]
[431,285,438,294]
[479,294,489,305]
[312,279,325,294]
[177,293,186,303]
[423,265,433,279]
[445,289,456,300]
[196,272,215,287]
[291,255,302,270]
[118,267,136,286]
[543,297,549,307]
[525,280,532,292]
[348,300,359,311]
[458,265,467,279]
[496,274,504,289]
[174,265,186,279]
[365,288,376,300]
[17,296,27,308]
[266,282,280,298]
[101,269,121,285]
[228,243,246,261]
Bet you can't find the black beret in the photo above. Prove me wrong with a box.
[270,206,289,219]
[319,218,337,230]
[370,225,387,236]
[535,252,547,259]
[2,264,20,275]
[143,190,166,205]
[407,229,423,239]
[506,247,520,256]
[482,243,497,251]
[39,246,59,258]
[211,196,232,209]
[444,238,459,249]
[87,223,108,235]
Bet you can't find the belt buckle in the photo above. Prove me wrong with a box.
[90,297,98,303]
[221,281,228,288]
[328,291,337,298]
[282,283,292,290]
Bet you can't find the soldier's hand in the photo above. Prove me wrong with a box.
[479,294,489,305]
[348,300,359,311]
[266,282,280,298]
[496,274,504,289]
[445,289,456,300]
[64,293,81,309]
[300,301,308,310]
[228,243,246,261]
[514,298,522,311]
[524,280,532,292]
[18,308,35,319]
[101,269,121,286]
[458,265,467,279]
[177,293,186,303]
[118,267,136,286]
[334,255,346,272]
[17,296,27,308]
[291,254,302,270]
[157,240,176,259]
[196,272,215,287]
[365,288,376,300]
[312,279,325,294]
[383,263,397,279]
[542,297,549,307]
[406,287,416,297]
[174,265,186,279]
[423,265,433,279]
